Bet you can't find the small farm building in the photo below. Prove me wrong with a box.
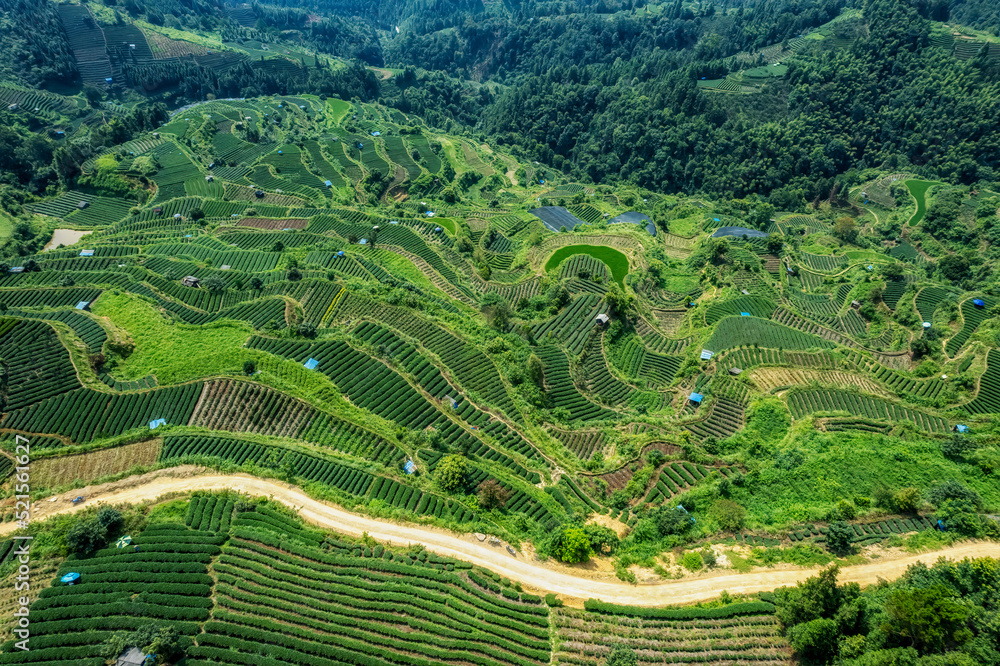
[954,424,970,433]
[60,572,80,585]
[324,180,332,187]
[404,460,417,475]
[116,647,146,666]
[973,299,986,308]
[79,249,95,257]
[75,301,90,310]
[77,200,89,209]
[304,358,319,370]
[596,313,610,325]
[851,300,861,310]
[173,213,182,220]
[700,349,714,360]
[206,175,214,182]
[729,367,743,376]
[923,321,932,329]
[688,392,703,404]
[153,207,162,214]
[181,276,200,287]
[149,418,166,429]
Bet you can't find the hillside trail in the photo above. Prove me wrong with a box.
[8,468,996,607]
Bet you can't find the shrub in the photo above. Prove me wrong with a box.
[435,455,468,492]
[605,643,637,666]
[478,479,508,510]
[681,551,703,572]
[548,525,592,563]
[788,617,840,663]
[825,521,854,556]
[893,487,921,513]
[709,499,746,531]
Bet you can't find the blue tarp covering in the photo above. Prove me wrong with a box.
[973,299,986,307]
[609,211,657,236]
[711,226,768,238]
[75,301,89,310]
[324,180,332,187]
[700,349,714,360]
[79,249,95,256]
[304,358,319,370]
[149,418,166,429]
[689,392,703,403]
[61,572,80,584]
[741,312,750,316]
[404,460,416,474]
[336,250,345,256]
[956,424,970,433]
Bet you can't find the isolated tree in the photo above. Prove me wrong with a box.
[788,618,840,663]
[250,277,264,290]
[478,479,508,510]
[892,487,922,513]
[203,276,226,291]
[296,322,317,338]
[271,240,285,253]
[287,267,302,281]
[243,360,256,376]
[883,586,972,654]
[436,455,468,491]
[584,523,619,555]
[833,217,858,243]
[549,524,592,563]
[527,354,544,387]
[825,521,854,555]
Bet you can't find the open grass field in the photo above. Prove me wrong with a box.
[544,245,630,286]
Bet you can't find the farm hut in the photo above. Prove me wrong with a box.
[255,190,265,198]
[79,249,95,257]
[390,220,399,225]
[153,207,162,214]
[324,180,332,187]
[77,200,89,210]
[700,349,714,360]
[922,321,932,329]
[851,300,861,310]
[740,312,750,317]
[713,217,720,222]
[60,572,80,586]
[595,313,610,326]
[373,225,380,232]
[220,265,231,271]
[336,250,345,257]
[208,163,214,169]
[359,238,368,245]
[434,226,441,233]
[152,133,159,139]
[116,647,146,666]
[55,130,65,137]
[75,301,90,311]
[426,211,435,217]
[148,418,166,430]
[954,424,970,433]
[173,213,182,220]
[304,358,319,370]
[372,131,381,136]
[7,103,16,111]
[278,150,283,155]
[973,299,986,308]
[105,77,113,84]
[9,266,23,273]
[181,276,200,288]
[404,460,417,475]
[205,175,214,182]
[729,367,743,376]
[741,289,750,295]
[688,392,704,404]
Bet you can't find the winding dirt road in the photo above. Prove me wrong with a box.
[8,469,996,606]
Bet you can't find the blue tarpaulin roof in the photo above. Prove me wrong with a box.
[973,299,985,307]
[324,180,332,187]
[79,249,95,256]
[149,418,166,429]
[61,573,80,584]
[337,250,345,256]
[956,424,970,433]
[404,460,416,474]
[304,358,319,370]
[75,301,89,310]
[689,392,703,403]
[700,349,714,360]
[741,312,750,316]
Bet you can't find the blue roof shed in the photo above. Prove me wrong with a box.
[955,424,970,433]
[973,299,985,308]
[75,301,90,310]
[324,180,332,187]
[404,460,416,474]
[304,358,319,370]
[79,249,95,257]
[740,312,750,316]
[689,392,703,403]
[700,349,714,360]
[61,572,80,585]
[149,418,166,429]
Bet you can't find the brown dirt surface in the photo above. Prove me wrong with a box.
[6,468,996,607]
[237,217,308,230]
[30,439,163,489]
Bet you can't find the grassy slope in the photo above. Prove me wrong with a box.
[91,292,252,384]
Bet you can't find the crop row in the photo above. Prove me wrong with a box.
[945,297,993,357]
[684,397,745,442]
[965,348,1000,414]
[532,293,604,355]
[3,383,202,443]
[643,461,737,505]
[338,297,519,418]
[551,428,605,460]
[787,389,948,432]
[706,316,835,352]
[185,495,235,532]
[0,320,81,410]
[581,338,637,406]
[536,345,617,422]
[704,296,776,325]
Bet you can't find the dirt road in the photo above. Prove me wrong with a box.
[8,469,996,606]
